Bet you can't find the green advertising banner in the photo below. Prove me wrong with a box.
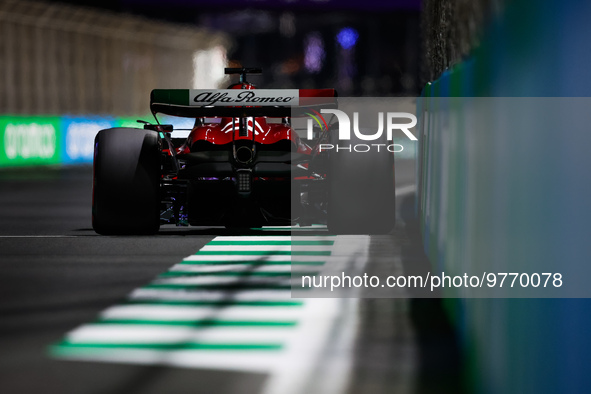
[0,116,62,167]
[116,117,145,128]
[0,115,152,168]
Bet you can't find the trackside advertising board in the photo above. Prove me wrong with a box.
[0,117,62,167]
[0,116,149,168]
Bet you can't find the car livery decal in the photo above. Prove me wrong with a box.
[150,89,337,108]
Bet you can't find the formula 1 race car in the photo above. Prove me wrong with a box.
[92,68,395,235]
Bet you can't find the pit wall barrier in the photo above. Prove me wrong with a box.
[0,116,150,168]
[417,0,591,393]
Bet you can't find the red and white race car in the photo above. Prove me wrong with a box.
[92,68,395,235]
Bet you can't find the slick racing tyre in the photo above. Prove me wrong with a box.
[327,132,396,235]
[92,128,161,235]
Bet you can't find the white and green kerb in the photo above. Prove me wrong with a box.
[50,234,336,372]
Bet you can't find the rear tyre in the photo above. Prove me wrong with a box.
[327,133,395,235]
[92,128,161,235]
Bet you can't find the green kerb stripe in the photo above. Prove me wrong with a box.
[158,271,317,278]
[53,341,282,351]
[94,319,297,327]
[179,260,326,265]
[208,240,334,246]
[194,251,331,256]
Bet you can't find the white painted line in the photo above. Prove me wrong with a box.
[67,325,294,344]
[395,184,416,196]
[214,236,335,242]
[261,225,326,229]
[259,227,328,232]
[309,298,360,394]
[262,236,369,394]
[99,305,302,321]
[0,235,80,238]
[262,299,344,394]
[200,245,332,252]
[325,235,370,256]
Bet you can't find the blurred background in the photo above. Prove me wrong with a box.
[0,0,424,167]
[3,1,591,394]
[0,0,421,118]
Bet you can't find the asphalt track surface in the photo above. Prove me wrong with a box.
[0,159,462,394]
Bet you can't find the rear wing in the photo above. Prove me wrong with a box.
[150,89,337,118]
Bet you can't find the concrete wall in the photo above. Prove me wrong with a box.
[418,0,591,392]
